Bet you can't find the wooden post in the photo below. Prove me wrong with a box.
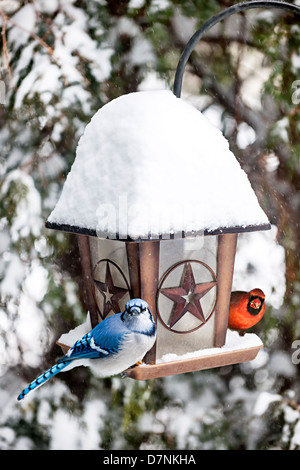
[140,240,160,364]
[125,242,141,299]
[126,240,160,364]
[77,234,99,328]
[214,233,237,347]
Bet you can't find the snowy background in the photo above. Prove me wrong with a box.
[0,0,300,450]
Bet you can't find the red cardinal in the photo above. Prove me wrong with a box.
[228,288,265,331]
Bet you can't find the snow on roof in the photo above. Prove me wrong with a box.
[46,90,270,240]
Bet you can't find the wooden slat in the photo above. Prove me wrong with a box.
[125,242,141,299]
[77,234,99,328]
[139,240,160,365]
[139,241,160,321]
[214,233,238,347]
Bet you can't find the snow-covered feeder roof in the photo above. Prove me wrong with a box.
[46,90,270,240]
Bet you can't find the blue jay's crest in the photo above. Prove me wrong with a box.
[17,298,156,401]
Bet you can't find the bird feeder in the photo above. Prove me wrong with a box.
[46,90,269,378]
[46,0,300,380]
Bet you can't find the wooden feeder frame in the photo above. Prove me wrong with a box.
[55,231,264,380]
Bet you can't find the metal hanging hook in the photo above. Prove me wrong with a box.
[173,0,300,98]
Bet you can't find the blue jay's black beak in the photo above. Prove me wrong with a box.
[129,307,141,316]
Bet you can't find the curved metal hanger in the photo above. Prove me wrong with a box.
[173,0,300,98]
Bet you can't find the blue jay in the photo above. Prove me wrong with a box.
[17,298,156,401]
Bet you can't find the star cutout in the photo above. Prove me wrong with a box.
[94,261,128,319]
[161,262,216,328]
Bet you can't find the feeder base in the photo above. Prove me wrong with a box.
[57,330,263,381]
[124,343,262,380]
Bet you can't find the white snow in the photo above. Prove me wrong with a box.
[9,4,36,47]
[57,313,92,348]
[11,3,113,113]
[292,53,300,73]
[155,329,262,365]
[290,421,300,450]
[236,122,256,149]
[0,169,42,242]
[253,391,281,416]
[15,294,47,368]
[268,351,296,378]
[47,90,269,239]
[23,261,48,303]
[47,396,106,450]
[0,254,24,298]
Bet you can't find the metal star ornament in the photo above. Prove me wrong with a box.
[161,262,216,328]
[94,261,128,319]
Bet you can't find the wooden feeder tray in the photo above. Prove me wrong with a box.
[57,332,263,381]
[124,342,262,380]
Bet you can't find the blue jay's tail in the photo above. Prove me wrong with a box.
[17,360,68,401]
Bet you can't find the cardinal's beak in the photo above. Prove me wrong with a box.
[250,297,261,309]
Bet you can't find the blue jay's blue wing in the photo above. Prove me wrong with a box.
[60,332,108,361]
[60,312,129,363]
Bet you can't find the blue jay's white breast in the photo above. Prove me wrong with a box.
[107,330,156,375]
